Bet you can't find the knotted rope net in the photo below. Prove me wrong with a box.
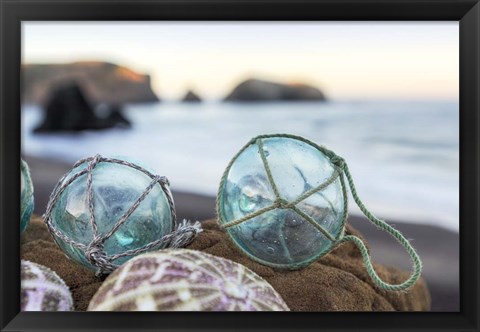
[43,154,202,275]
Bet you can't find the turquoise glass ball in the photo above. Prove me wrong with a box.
[217,135,346,269]
[48,158,174,272]
[21,159,34,233]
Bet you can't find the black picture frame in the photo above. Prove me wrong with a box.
[1,0,479,331]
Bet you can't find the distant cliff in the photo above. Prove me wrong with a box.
[22,61,159,105]
[225,78,327,102]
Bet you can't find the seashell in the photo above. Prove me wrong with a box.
[21,260,73,311]
[88,249,290,311]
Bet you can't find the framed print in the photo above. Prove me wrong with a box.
[1,0,479,331]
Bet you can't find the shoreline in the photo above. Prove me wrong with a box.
[23,154,459,311]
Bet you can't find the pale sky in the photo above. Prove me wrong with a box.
[22,22,459,101]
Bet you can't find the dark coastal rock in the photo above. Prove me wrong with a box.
[225,78,327,102]
[182,90,202,102]
[33,84,131,133]
[22,61,159,105]
[100,105,132,129]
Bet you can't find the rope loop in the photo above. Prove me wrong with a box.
[341,162,423,291]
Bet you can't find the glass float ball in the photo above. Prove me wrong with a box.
[21,159,34,233]
[48,158,174,272]
[218,135,346,269]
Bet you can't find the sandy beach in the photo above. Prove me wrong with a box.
[23,155,459,311]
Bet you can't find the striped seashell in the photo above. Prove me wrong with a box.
[21,260,73,311]
[88,249,290,311]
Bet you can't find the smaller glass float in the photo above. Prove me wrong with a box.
[44,155,201,275]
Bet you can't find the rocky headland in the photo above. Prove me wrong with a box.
[22,61,159,105]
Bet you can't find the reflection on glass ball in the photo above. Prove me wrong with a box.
[218,136,345,269]
[48,158,174,271]
[21,160,34,233]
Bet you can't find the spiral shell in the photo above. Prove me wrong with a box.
[88,249,289,311]
[21,260,73,311]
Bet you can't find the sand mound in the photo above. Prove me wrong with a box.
[21,215,430,311]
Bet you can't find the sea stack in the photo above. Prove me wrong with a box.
[182,90,202,102]
[225,78,327,102]
[33,83,131,133]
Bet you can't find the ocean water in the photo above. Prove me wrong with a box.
[22,100,459,231]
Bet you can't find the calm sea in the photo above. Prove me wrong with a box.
[22,100,459,231]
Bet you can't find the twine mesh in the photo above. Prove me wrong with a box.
[43,154,202,275]
[216,133,422,291]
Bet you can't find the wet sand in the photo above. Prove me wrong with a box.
[23,155,459,311]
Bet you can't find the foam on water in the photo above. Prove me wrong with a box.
[22,100,459,231]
